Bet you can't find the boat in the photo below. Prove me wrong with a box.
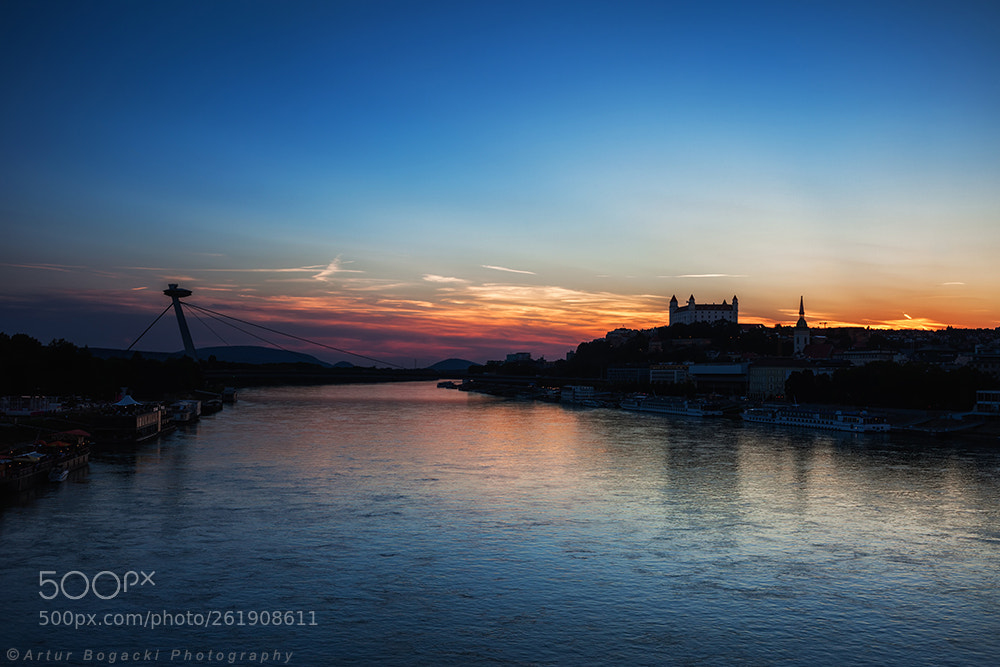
[1,436,90,494]
[85,402,169,443]
[621,394,724,417]
[170,399,202,424]
[742,407,890,433]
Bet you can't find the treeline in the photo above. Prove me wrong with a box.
[786,362,997,411]
[0,333,204,399]
[476,322,775,378]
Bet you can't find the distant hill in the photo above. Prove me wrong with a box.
[428,358,479,372]
[196,346,334,366]
[90,345,334,367]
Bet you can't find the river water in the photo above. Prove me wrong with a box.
[2,382,1000,665]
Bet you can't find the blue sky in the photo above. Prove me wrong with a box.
[2,1,999,364]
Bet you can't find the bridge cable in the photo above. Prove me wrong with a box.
[182,301,405,368]
[186,305,295,352]
[187,307,231,346]
[126,303,173,351]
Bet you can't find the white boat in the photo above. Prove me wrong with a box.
[742,407,890,433]
[620,395,724,417]
[48,468,68,482]
[620,396,644,410]
[170,399,202,423]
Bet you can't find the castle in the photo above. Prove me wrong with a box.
[669,295,739,326]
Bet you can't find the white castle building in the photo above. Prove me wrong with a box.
[668,295,739,326]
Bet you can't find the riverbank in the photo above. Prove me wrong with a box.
[450,378,1000,444]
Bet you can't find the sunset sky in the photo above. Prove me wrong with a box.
[2,1,999,365]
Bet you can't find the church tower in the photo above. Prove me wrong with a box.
[793,296,810,356]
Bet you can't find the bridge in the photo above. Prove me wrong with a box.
[130,284,605,389]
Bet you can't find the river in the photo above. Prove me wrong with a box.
[2,382,999,665]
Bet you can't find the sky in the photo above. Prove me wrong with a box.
[2,0,999,366]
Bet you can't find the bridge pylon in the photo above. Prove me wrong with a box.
[163,284,198,359]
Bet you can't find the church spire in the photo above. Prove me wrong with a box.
[794,296,810,356]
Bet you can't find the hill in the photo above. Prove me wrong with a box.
[428,358,479,372]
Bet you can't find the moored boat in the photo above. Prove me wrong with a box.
[621,394,724,417]
[85,401,169,443]
[1,434,90,494]
[170,399,202,424]
[742,407,890,433]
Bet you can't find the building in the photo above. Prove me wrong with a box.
[837,349,899,366]
[970,346,1000,379]
[606,366,649,385]
[747,359,845,401]
[748,359,812,400]
[793,296,810,357]
[669,295,738,326]
[0,396,62,416]
[686,363,748,396]
[650,363,690,385]
[975,390,1000,417]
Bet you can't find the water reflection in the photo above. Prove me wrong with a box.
[2,382,998,665]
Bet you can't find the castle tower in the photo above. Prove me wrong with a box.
[794,296,810,357]
[163,284,198,360]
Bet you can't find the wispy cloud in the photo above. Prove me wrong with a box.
[120,264,325,273]
[423,274,468,284]
[313,257,364,281]
[0,262,83,272]
[942,282,965,285]
[482,265,537,275]
[870,316,947,330]
[667,274,749,279]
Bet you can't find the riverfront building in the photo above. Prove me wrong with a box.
[650,363,690,384]
[669,295,739,326]
[975,390,1000,416]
